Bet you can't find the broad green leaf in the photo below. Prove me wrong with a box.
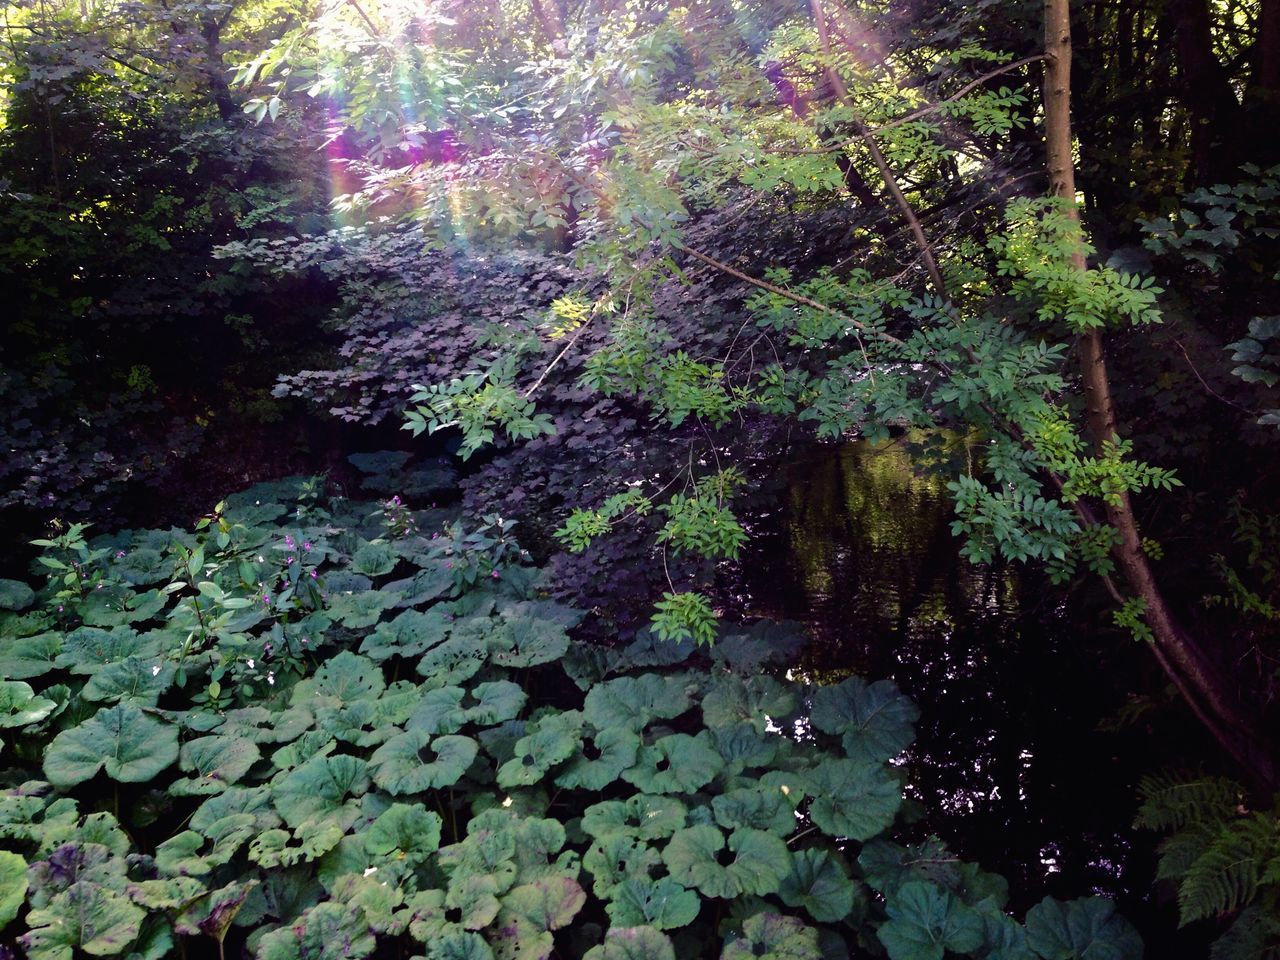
[0,578,35,611]
[81,657,174,705]
[582,796,687,841]
[0,850,28,929]
[1024,896,1143,960]
[710,723,778,776]
[497,714,581,788]
[583,674,693,731]
[55,627,158,675]
[351,541,400,577]
[360,607,452,661]
[371,730,478,794]
[21,880,145,959]
[810,677,919,762]
[410,680,526,734]
[272,754,371,829]
[294,651,385,705]
[712,787,795,835]
[417,631,492,688]
[877,881,984,960]
[500,877,586,931]
[326,589,403,628]
[621,732,723,794]
[701,675,796,731]
[662,826,790,899]
[0,680,58,727]
[583,926,676,960]
[489,616,570,668]
[420,930,495,960]
[365,803,442,867]
[804,758,901,840]
[606,878,699,930]
[584,834,662,898]
[723,913,822,960]
[44,705,179,787]
[256,901,376,960]
[778,848,858,922]
[169,736,260,796]
[556,726,640,791]
[0,632,63,679]
[155,831,212,876]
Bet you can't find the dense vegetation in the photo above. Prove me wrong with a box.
[2,0,1279,956]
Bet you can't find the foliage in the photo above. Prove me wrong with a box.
[1136,774,1280,957]
[0,476,1139,959]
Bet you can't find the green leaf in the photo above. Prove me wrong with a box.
[56,627,158,676]
[44,705,179,787]
[804,758,901,840]
[169,736,261,796]
[327,589,403,628]
[556,726,640,791]
[296,651,386,705]
[584,834,662,898]
[0,632,62,680]
[606,878,699,930]
[662,826,791,899]
[257,901,376,960]
[778,848,858,922]
[701,676,796,731]
[351,541,400,576]
[0,850,28,930]
[0,578,35,611]
[620,732,723,794]
[409,680,527,734]
[1024,896,1143,960]
[877,881,984,960]
[582,796,688,842]
[488,616,570,668]
[583,926,676,960]
[272,754,371,830]
[365,803,443,867]
[501,876,587,931]
[712,787,795,835]
[21,881,145,959]
[360,607,452,662]
[583,674,693,730]
[0,680,58,727]
[723,913,822,960]
[810,677,919,762]
[497,714,581,788]
[81,657,174,705]
[371,730,478,794]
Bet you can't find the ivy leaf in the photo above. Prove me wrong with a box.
[662,826,791,899]
[371,730,479,794]
[778,848,858,922]
[21,881,145,959]
[810,677,919,762]
[44,705,179,787]
[723,913,822,960]
[1024,896,1143,960]
[804,758,901,840]
[877,881,984,960]
[169,736,261,796]
[0,850,28,930]
[0,680,58,728]
[80,657,174,705]
[606,878,700,930]
[583,926,676,960]
[621,732,723,794]
[556,726,640,791]
[583,674,693,731]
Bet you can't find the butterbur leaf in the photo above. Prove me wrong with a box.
[556,726,640,791]
[583,674,692,731]
[489,616,570,668]
[297,651,385,705]
[0,680,58,728]
[606,878,699,930]
[877,881,984,960]
[0,850,28,929]
[360,607,451,661]
[711,723,778,776]
[172,880,256,942]
[56,627,156,675]
[445,874,503,929]
[272,754,371,829]
[804,758,901,840]
[584,834,662,898]
[662,826,790,899]
[410,681,526,734]
[21,880,145,959]
[501,877,587,931]
[810,677,919,762]
[371,731,478,794]
[256,901,376,960]
[583,926,677,960]
[0,632,62,680]
[778,848,858,922]
[723,913,822,960]
[169,736,260,796]
[44,705,179,787]
[127,876,206,910]
[712,787,795,835]
[701,676,796,731]
[1024,896,1142,960]
[365,803,442,867]
[422,930,495,960]
[497,715,580,788]
[859,839,958,895]
[417,632,491,688]
[582,796,687,842]
[0,578,34,611]
[80,657,174,705]
[327,590,402,628]
[621,732,723,794]
[155,831,212,876]
[351,541,399,577]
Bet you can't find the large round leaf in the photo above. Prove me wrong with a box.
[497,714,580,788]
[0,680,58,728]
[700,676,796,731]
[371,730,478,794]
[778,848,859,923]
[581,796,688,842]
[712,787,795,836]
[876,881,984,960]
[488,616,570,668]
[170,736,261,796]
[556,727,640,791]
[584,834,662,899]
[1024,896,1142,960]
[0,632,62,680]
[723,913,822,960]
[662,826,791,899]
[0,578,35,611]
[272,754,371,830]
[621,733,723,795]
[295,651,385,705]
[810,677,919,762]
[583,926,676,960]
[583,675,693,731]
[44,704,179,787]
[80,657,174,705]
[20,880,145,959]
[0,850,28,930]
[55,626,157,675]
[360,607,451,662]
[365,803,443,868]
[804,758,901,841]
[606,878,699,931]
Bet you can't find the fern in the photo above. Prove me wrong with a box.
[1178,814,1280,925]
[1135,773,1242,831]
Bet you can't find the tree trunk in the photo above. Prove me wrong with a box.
[1043,0,1277,792]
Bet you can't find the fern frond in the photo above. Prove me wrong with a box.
[1179,815,1280,926]
[1158,821,1218,882]
[1135,774,1242,831]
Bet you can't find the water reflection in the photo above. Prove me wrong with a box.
[728,438,1188,941]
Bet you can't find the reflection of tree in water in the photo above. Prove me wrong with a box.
[730,439,1201,952]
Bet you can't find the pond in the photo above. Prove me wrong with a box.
[725,439,1210,954]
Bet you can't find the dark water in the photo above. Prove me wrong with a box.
[726,439,1211,954]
